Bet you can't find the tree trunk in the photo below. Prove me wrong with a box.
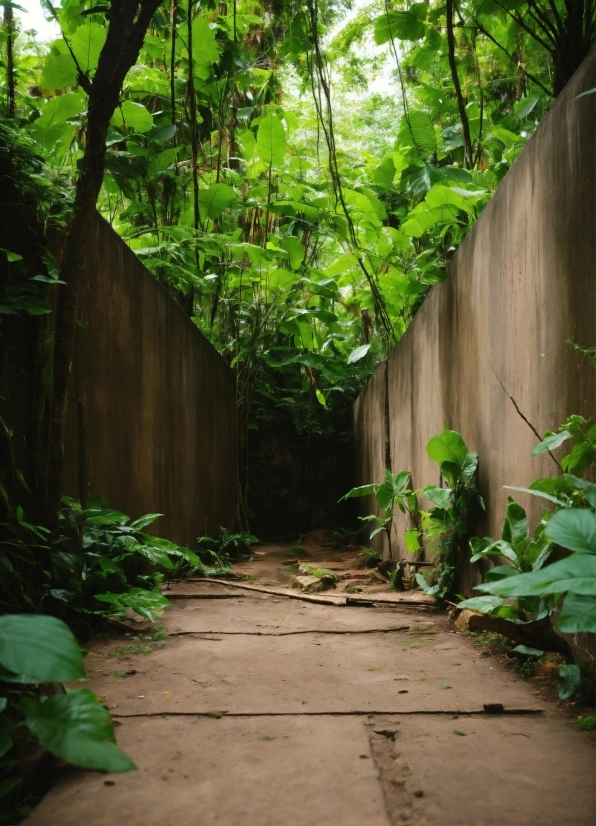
[3,2,15,117]
[46,0,165,527]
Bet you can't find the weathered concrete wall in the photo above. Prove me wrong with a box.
[354,51,596,591]
[61,214,237,546]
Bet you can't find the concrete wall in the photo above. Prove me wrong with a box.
[61,214,237,546]
[354,50,596,591]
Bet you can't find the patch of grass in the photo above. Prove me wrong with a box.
[109,670,127,678]
[345,584,359,594]
[108,637,166,658]
[439,684,451,689]
[207,711,222,719]
[453,730,466,736]
[511,658,536,678]
[260,735,276,741]
[401,765,410,772]
[288,545,303,557]
[463,630,498,646]
[575,714,596,731]
[301,563,336,581]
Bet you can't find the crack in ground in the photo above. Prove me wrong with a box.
[111,709,544,719]
[168,627,411,636]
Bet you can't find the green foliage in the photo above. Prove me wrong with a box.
[341,429,481,597]
[0,493,222,629]
[196,528,258,564]
[532,416,596,475]
[341,469,418,553]
[462,418,596,654]
[575,714,596,731]
[418,430,484,597]
[0,614,134,820]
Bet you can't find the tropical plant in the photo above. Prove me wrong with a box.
[196,527,259,562]
[340,469,418,556]
[0,493,208,627]
[0,614,134,822]
[415,429,484,597]
[459,419,596,697]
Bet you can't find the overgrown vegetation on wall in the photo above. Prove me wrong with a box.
[0,0,594,805]
[2,0,592,529]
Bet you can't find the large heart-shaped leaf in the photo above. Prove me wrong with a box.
[476,553,596,597]
[374,9,426,44]
[545,508,596,554]
[111,101,153,133]
[71,21,107,75]
[33,92,86,148]
[40,51,78,90]
[256,112,286,167]
[426,429,468,468]
[0,615,85,683]
[198,184,236,220]
[22,690,136,772]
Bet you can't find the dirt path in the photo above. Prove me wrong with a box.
[26,542,595,826]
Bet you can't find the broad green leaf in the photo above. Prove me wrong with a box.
[325,254,355,276]
[376,480,396,511]
[503,485,568,508]
[256,112,286,167]
[71,21,107,74]
[111,101,153,133]
[40,51,78,90]
[469,537,518,564]
[0,615,85,683]
[192,15,220,74]
[484,565,520,581]
[339,484,378,501]
[95,588,170,622]
[373,156,396,188]
[459,452,478,485]
[315,389,327,408]
[423,486,452,508]
[86,508,129,525]
[401,112,436,153]
[374,9,426,44]
[343,190,381,228]
[425,185,468,213]
[561,440,596,475]
[135,545,174,570]
[129,513,163,530]
[513,645,544,656]
[532,429,572,455]
[502,499,528,547]
[198,184,236,220]
[279,236,305,269]
[476,553,596,597]
[557,593,596,633]
[404,529,420,552]
[457,595,506,613]
[33,92,86,148]
[426,429,468,467]
[558,664,581,699]
[544,508,596,554]
[514,95,539,119]
[347,344,370,364]
[22,690,136,772]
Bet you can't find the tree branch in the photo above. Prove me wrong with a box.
[446,0,474,168]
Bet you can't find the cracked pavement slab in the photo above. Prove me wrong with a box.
[24,545,596,825]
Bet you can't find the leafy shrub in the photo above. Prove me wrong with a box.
[0,614,134,822]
